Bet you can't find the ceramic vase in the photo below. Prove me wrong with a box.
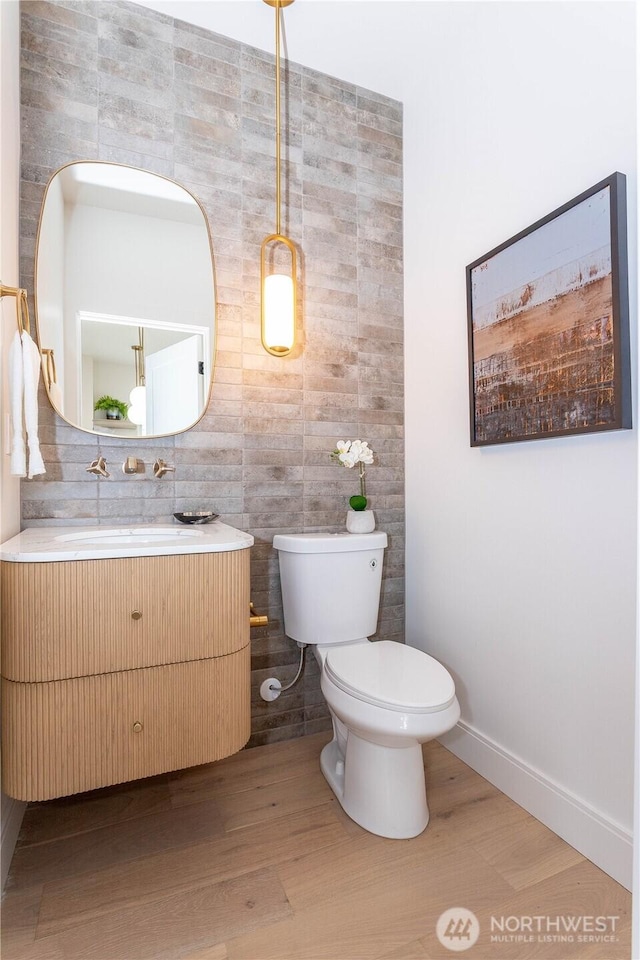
[346,509,375,534]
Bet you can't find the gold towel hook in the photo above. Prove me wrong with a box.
[41,348,57,386]
[20,289,31,337]
[0,284,31,336]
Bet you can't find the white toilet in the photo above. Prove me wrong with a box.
[272,531,460,840]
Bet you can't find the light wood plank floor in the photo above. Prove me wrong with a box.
[1,733,631,960]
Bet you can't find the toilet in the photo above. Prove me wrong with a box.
[272,531,460,840]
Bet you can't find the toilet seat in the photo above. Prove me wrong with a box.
[324,640,455,714]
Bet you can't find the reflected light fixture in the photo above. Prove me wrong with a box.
[128,327,146,427]
[261,0,298,357]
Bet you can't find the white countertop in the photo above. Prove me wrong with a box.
[0,522,254,562]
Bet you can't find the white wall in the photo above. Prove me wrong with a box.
[403,1,637,888]
[64,204,212,327]
[0,0,26,889]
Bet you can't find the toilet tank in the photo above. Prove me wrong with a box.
[273,532,388,645]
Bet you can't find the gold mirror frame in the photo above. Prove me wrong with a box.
[33,160,217,441]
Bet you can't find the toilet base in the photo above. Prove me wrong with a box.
[320,732,429,839]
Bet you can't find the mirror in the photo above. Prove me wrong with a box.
[35,162,215,438]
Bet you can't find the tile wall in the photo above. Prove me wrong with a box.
[19,0,404,745]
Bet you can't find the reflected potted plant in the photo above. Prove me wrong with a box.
[94,395,128,421]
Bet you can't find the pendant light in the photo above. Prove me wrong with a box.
[261,0,297,357]
[128,327,146,427]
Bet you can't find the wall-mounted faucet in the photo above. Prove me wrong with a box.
[85,456,110,478]
[153,459,175,479]
[122,457,144,474]
[86,456,175,479]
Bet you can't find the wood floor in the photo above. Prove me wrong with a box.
[1,732,632,960]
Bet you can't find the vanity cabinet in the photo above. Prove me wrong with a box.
[1,550,251,801]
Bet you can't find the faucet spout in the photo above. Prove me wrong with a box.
[153,458,175,479]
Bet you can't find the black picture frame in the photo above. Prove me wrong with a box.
[466,172,631,446]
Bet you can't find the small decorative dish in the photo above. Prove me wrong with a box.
[173,512,220,525]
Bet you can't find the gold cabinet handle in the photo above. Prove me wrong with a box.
[131,610,142,621]
[132,721,143,733]
[249,601,268,628]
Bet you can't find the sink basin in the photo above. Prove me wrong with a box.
[0,522,254,562]
[54,527,205,546]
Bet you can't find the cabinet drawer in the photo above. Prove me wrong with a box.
[1,550,249,681]
[1,647,250,801]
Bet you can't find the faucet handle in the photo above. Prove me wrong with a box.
[86,456,110,478]
[153,458,175,479]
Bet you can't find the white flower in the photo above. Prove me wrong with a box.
[334,440,353,466]
[331,438,374,502]
[331,439,374,469]
[350,439,374,465]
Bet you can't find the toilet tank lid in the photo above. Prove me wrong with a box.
[273,531,387,554]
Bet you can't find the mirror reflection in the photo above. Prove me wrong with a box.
[35,162,215,438]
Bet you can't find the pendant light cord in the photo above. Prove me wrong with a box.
[259,0,297,358]
[274,0,281,236]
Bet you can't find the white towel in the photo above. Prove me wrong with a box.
[8,330,26,477]
[21,331,46,478]
[8,329,46,478]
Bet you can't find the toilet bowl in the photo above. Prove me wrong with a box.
[273,532,460,839]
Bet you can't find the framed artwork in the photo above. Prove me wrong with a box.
[466,172,631,446]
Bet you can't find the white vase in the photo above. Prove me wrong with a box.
[346,509,375,533]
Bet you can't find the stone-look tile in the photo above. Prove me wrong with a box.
[21,48,98,100]
[22,0,98,35]
[19,0,404,747]
[98,0,173,41]
[98,60,174,109]
[302,69,357,107]
[21,12,98,70]
[174,23,240,65]
[21,104,97,150]
[98,92,173,142]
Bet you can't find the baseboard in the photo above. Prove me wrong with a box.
[1,793,25,892]
[440,720,633,891]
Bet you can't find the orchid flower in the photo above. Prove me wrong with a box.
[330,439,375,506]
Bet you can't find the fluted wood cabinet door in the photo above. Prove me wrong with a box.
[1,550,250,681]
[2,649,251,801]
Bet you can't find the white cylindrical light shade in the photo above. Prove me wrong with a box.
[129,385,146,406]
[263,273,295,354]
[128,385,146,426]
